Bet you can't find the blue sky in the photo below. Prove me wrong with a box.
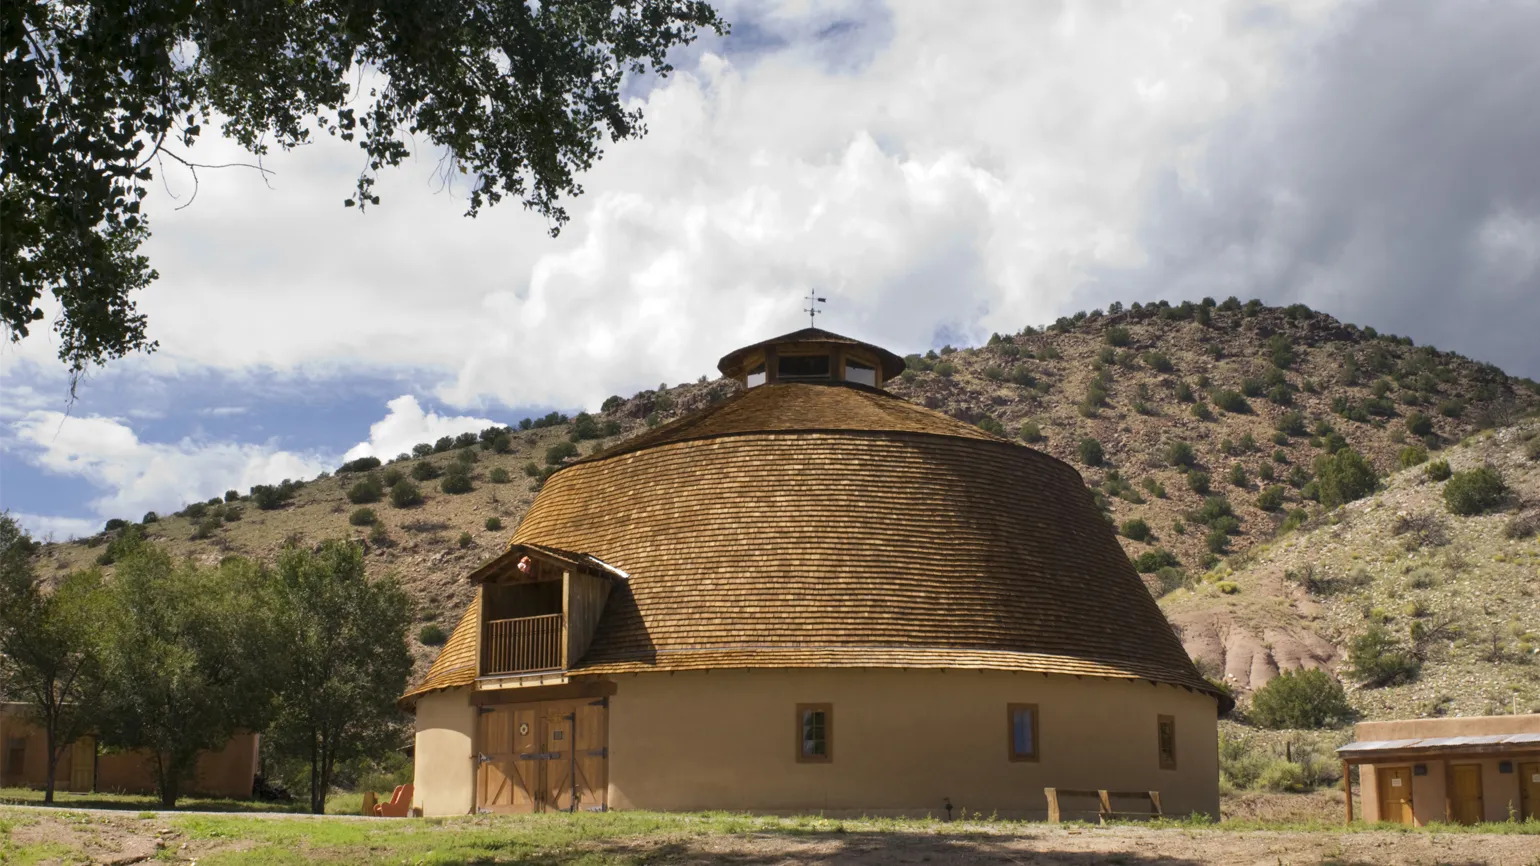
[4,0,1538,538]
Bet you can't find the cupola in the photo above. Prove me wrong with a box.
[715,327,907,389]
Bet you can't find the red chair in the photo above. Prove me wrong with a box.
[373,783,414,817]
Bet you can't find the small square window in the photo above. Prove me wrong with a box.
[1007,704,1039,762]
[1157,715,1177,770]
[796,703,832,763]
[844,359,877,387]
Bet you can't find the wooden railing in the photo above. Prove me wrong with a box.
[482,614,563,675]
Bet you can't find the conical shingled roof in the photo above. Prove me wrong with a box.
[504,382,1224,708]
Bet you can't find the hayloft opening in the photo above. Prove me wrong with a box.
[482,580,563,675]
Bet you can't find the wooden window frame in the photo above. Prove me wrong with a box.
[1157,714,1177,770]
[1006,703,1040,763]
[796,703,833,763]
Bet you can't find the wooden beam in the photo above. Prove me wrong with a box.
[1343,760,1353,824]
[1442,757,1452,824]
[1044,787,1060,824]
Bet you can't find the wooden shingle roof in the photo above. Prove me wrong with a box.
[716,327,906,379]
[402,594,479,702]
[514,384,1224,707]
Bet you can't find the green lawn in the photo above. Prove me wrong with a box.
[0,786,366,815]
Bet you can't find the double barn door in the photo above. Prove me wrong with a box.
[476,698,608,813]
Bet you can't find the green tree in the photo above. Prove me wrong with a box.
[268,541,413,814]
[1443,467,1507,515]
[1314,447,1378,508]
[94,544,280,807]
[0,515,106,803]
[1346,625,1420,688]
[1249,669,1353,729]
[4,0,726,380]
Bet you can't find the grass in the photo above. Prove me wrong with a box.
[0,786,361,815]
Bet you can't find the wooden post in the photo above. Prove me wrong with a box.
[1443,757,1452,824]
[1148,791,1162,817]
[1097,790,1112,824]
[1045,788,1060,823]
[1343,761,1353,824]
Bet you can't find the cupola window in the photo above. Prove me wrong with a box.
[844,359,876,386]
[778,354,830,381]
[746,363,767,388]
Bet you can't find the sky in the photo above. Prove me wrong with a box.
[4,0,1539,539]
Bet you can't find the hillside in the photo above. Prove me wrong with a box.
[33,300,1540,697]
[1163,419,1540,718]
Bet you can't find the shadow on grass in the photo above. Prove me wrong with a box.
[0,787,308,814]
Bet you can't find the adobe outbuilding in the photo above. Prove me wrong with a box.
[403,328,1228,818]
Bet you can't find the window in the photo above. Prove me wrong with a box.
[1007,704,1039,762]
[4,738,24,775]
[778,354,830,381]
[1157,715,1177,770]
[844,359,877,387]
[746,363,767,388]
[796,703,832,762]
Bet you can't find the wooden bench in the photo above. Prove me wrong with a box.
[1044,788,1162,823]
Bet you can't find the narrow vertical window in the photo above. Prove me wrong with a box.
[1007,704,1039,762]
[4,738,25,775]
[1157,715,1177,770]
[796,703,832,762]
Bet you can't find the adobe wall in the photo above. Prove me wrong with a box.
[0,709,83,790]
[1356,714,1540,741]
[606,668,1220,818]
[1360,757,1523,824]
[413,688,477,816]
[95,733,259,799]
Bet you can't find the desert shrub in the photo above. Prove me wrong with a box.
[1347,625,1421,688]
[1190,401,1213,421]
[222,489,240,503]
[1102,325,1131,348]
[1205,528,1229,554]
[933,361,955,378]
[1228,464,1248,487]
[1132,548,1179,573]
[346,475,384,504]
[1256,485,1285,511]
[222,505,243,522]
[190,516,221,540]
[1275,410,1306,436]
[1174,380,1195,403]
[1164,440,1196,468]
[410,443,433,457]
[485,516,503,531]
[981,365,1004,382]
[1187,471,1211,494]
[1210,389,1251,413]
[1437,398,1464,418]
[976,416,1006,436]
[546,441,579,466]
[1153,567,1188,595]
[1141,351,1172,372]
[488,467,511,484]
[349,508,377,526]
[1504,513,1538,540]
[1266,334,1295,369]
[104,518,129,532]
[1241,378,1263,398]
[1314,447,1378,508]
[454,432,478,448]
[1120,518,1151,542]
[183,501,208,520]
[457,531,473,548]
[454,448,477,465]
[141,511,158,524]
[1522,436,1540,462]
[410,461,442,481]
[251,483,295,510]
[390,480,424,508]
[432,436,454,452]
[382,467,405,486]
[1018,421,1044,443]
[1397,445,1428,468]
[418,624,448,646]
[1424,459,1452,481]
[1405,411,1433,437]
[368,523,390,546]
[1443,466,1507,515]
[338,456,381,474]
[1250,669,1354,729]
[1078,437,1104,466]
[440,465,474,495]
[1258,462,1275,482]
[1141,477,1166,498]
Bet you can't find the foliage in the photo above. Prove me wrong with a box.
[1443,466,1507,515]
[1164,440,1196,468]
[1077,437,1104,466]
[1187,470,1211,494]
[1131,548,1179,573]
[337,457,381,474]
[1275,410,1306,436]
[1405,412,1434,437]
[418,624,448,647]
[1249,669,1354,729]
[389,480,423,509]
[546,441,580,466]
[0,515,106,803]
[267,541,413,814]
[1018,421,1044,443]
[410,461,442,481]
[488,467,511,484]
[1265,334,1295,369]
[1104,326,1131,347]
[1256,485,1286,511]
[1424,459,1452,481]
[348,508,377,527]
[1314,448,1378,509]
[1228,463,1247,487]
[1347,625,1421,688]
[1397,445,1428,468]
[1119,518,1151,542]
[485,516,503,531]
[1141,351,1172,372]
[976,416,1006,436]
[251,481,299,511]
[1210,389,1251,413]
[457,531,474,549]
[94,545,279,807]
[381,468,405,486]
[439,464,474,495]
[345,475,384,505]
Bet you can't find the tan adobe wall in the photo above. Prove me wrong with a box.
[606,668,1219,818]
[0,710,85,790]
[1356,714,1540,741]
[413,689,477,816]
[1360,757,1524,824]
[95,733,259,799]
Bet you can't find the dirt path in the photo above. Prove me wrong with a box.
[3,807,1535,866]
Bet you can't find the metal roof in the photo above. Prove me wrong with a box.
[1337,732,1540,755]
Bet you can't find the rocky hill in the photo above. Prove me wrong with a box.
[33,300,1540,701]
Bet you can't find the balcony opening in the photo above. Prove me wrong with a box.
[482,579,563,676]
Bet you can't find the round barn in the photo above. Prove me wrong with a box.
[403,328,1227,818]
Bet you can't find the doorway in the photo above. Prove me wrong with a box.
[475,697,608,813]
[1376,766,1413,825]
[1449,764,1483,825]
[1521,762,1540,821]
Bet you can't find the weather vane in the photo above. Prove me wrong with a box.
[804,289,826,327]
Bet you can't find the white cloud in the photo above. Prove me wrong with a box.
[7,410,331,522]
[341,395,498,462]
[7,513,102,543]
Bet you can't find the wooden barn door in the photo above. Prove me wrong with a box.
[476,698,607,813]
